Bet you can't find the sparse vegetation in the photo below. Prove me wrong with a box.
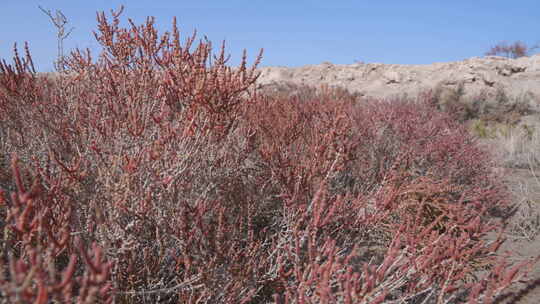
[485,41,535,59]
[471,106,540,246]
[430,84,536,125]
[489,119,540,169]
[0,7,539,304]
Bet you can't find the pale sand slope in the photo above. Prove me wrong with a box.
[257,54,540,111]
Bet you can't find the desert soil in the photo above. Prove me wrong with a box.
[494,168,540,304]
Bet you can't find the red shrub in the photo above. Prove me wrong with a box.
[241,90,536,303]
[0,7,537,304]
[485,41,530,59]
[0,157,112,303]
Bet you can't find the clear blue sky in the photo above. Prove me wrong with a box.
[1,1,539,72]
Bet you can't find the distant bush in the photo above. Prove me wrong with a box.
[485,41,533,59]
[429,84,536,126]
[0,7,537,304]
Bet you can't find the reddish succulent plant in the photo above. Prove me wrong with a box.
[0,7,537,304]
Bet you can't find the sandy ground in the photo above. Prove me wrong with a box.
[493,167,540,304]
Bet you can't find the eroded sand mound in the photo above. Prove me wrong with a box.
[257,55,540,110]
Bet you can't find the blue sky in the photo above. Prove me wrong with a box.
[1,1,539,72]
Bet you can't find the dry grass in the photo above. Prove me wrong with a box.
[494,118,540,170]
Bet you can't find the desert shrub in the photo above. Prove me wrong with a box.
[258,82,362,104]
[428,84,537,127]
[0,157,112,303]
[0,7,537,304]
[490,119,540,169]
[0,6,263,303]
[241,91,535,302]
[471,119,493,139]
[485,41,532,59]
[429,83,478,122]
